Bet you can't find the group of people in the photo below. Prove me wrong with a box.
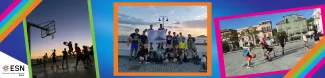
[242,26,322,68]
[127,24,206,65]
[42,41,94,69]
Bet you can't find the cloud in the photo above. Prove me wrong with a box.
[165,26,181,29]
[118,13,160,25]
[118,24,135,31]
[196,13,207,20]
[181,19,207,28]
[168,10,175,14]
[173,21,181,24]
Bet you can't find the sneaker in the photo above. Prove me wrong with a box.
[246,66,251,68]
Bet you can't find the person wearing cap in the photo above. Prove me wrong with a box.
[128,28,141,61]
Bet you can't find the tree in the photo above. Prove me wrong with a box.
[222,41,230,53]
[242,27,260,45]
[272,28,278,37]
[307,17,315,26]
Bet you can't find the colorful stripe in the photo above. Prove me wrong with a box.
[0,0,41,43]
[285,5,325,78]
[0,0,20,22]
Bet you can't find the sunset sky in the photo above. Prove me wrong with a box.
[27,0,92,59]
[118,6,207,37]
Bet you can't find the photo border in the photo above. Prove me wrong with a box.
[114,2,212,76]
[214,4,325,78]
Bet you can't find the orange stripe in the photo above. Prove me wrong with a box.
[284,38,325,78]
[0,0,41,42]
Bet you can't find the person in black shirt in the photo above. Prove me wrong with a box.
[128,28,141,61]
[140,30,148,46]
[138,45,148,64]
[314,30,320,44]
[158,24,164,30]
[166,31,173,46]
[62,48,68,68]
[67,41,74,58]
[278,33,286,55]
[147,47,156,63]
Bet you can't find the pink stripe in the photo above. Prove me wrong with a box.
[0,0,21,22]
[305,5,325,78]
[229,70,289,78]
[214,18,226,78]
[213,4,325,78]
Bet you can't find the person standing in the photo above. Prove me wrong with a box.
[50,49,58,68]
[128,28,141,61]
[43,53,48,68]
[172,32,179,49]
[187,34,196,58]
[178,32,185,43]
[74,43,86,68]
[278,33,286,55]
[62,48,68,68]
[148,24,154,49]
[166,31,173,47]
[140,30,148,46]
[302,33,309,49]
[265,37,276,61]
[313,29,320,44]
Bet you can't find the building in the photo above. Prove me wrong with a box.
[313,8,323,34]
[221,29,239,51]
[276,14,308,36]
[237,20,273,48]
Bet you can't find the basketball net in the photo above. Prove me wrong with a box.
[52,34,54,39]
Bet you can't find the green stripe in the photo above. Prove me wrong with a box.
[292,44,325,77]
[23,19,33,78]
[87,0,100,78]
[0,0,33,36]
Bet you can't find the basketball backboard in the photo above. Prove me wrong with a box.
[40,20,56,39]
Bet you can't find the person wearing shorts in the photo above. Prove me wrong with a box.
[242,44,255,68]
[128,28,141,61]
[50,49,58,68]
[62,48,68,68]
[266,37,275,61]
[74,43,86,68]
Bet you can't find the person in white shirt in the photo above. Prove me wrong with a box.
[265,37,276,61]
[302,33,309,49]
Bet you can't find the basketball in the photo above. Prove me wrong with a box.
[251,53,256,58]
[128,37,133,42]
[63,42,67,45]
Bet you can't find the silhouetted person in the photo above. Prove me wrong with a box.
[50,49,58,68]
[74,43,86,68]
[83,46,92,66]
[43,53,48,68]
[68,41,74,58]
[62,48,68,68]
[158,24,164,30]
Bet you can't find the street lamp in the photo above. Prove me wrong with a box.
[158,16,168,28]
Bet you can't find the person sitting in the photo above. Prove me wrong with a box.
[138,45,148,64]
[156,44,165,63]
[164,45,173,63]
[177,48,185,64]
[147,47,156,63]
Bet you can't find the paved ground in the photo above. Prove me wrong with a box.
[224,39,318,77]
[118,56,207,72]
[32,58,96,78]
